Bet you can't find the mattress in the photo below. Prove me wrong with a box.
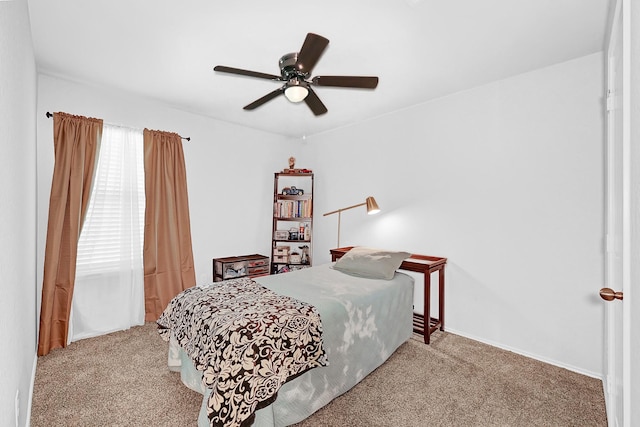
[167,262,414,426]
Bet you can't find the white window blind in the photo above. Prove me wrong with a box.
[75,125,145,276]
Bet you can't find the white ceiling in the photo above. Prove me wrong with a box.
[27,0,612,138]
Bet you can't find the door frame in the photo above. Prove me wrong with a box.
[604,0,633,425]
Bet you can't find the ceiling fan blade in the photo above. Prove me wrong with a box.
[243,87,285,110]
[214,65,281,81]
[304,87,328,116]
[295,33,329,75]
[312,75,379,89]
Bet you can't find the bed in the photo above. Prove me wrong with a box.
[158,248,421,427]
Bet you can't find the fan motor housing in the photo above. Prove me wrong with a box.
[279,53,305,79]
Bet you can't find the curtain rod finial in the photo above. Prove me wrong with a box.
[46,112,53,118]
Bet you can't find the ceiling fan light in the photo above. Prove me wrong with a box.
[284,85,309,103]
[284,79,309,103]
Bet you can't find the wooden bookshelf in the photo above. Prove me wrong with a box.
[271,172,313,274]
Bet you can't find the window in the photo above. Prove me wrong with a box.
[75,125,145,276]
[71,124,146,342]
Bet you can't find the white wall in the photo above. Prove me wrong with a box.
[305,53,605,377]
[35,74,299,315]
[0,0,37,425]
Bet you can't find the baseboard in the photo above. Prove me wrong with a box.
[442,327,604,381]
[26,354,37,427]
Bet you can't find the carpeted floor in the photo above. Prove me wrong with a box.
[31,323,607,426]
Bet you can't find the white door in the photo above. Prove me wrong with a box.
[625,2,640,425]
[628,1,640,424]
[604,1,635,426]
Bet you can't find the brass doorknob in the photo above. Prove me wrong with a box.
[600,288,623,301]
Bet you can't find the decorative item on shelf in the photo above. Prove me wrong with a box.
[274,245,290,256]
[283,168,314,174]
[289,227,299,240]
[282,157,313,174]
[323,196,381,247]
[275,230,289,240]
[289,252,302,264]
[299,245,310,264]
[274,255,289,263]
[282,186,304,195]
[273,245,290,263]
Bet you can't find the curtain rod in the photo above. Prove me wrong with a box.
[45,112,191,141]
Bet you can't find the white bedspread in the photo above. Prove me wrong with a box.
[168,263,414,426]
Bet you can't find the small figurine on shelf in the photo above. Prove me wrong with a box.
[299,245,310,264]
[283,157,297,173]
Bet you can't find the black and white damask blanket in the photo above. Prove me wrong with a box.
[157,277,328,427]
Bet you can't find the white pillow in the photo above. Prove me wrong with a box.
[333,247,411,280]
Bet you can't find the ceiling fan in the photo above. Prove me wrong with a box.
[213,33,379,116]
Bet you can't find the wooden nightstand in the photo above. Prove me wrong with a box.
[330,246,447,344]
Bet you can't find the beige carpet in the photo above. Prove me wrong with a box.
[31,323,607,426]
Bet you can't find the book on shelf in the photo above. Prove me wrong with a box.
[274,200,312,219]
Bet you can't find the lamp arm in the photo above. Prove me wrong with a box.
[323,202,366,217]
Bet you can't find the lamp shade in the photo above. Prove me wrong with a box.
[284,79,309,103]
[366,196,380,215]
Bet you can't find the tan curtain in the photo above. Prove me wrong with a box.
[38,113,103,356]
[143,129,196,320]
